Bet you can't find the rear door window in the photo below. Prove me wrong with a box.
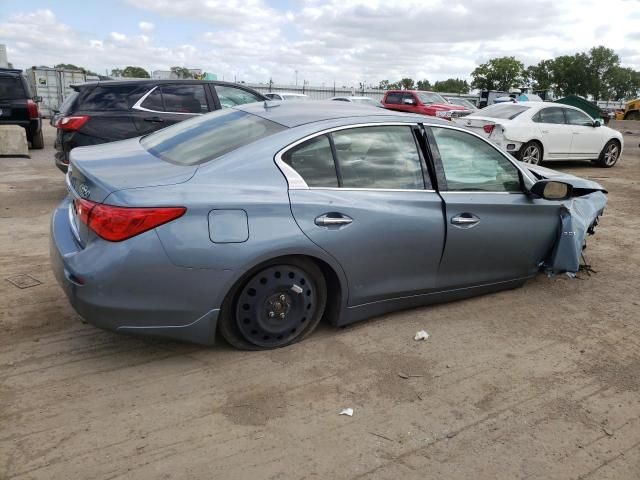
[564,108,593,126]
[141,109,285,165]
[215,85,263,108]
[533,107,566,124]
[140,84,209,113]
[333,126,425,189]
[0,77,26,100]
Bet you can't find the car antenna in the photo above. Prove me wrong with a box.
[264,100,280,109]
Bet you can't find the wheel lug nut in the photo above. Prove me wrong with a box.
[279,294,286,302]
[269,311,275,318]
[280,313,285,319]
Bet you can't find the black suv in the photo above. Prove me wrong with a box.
[0,68,44,149]
[54,79,267,172]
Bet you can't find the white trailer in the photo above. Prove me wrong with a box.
[26,67,88,118]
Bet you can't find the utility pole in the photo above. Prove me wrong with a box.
[295,70,298,86]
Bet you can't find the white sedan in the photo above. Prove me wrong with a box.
[456,102,623,167]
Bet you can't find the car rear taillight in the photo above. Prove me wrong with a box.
[483,124,495,134]
[74,199,185,242]
[27,99,39,119]
[56,115,90,132]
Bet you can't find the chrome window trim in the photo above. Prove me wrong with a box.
[131,85,204,116]
[274,122,422,191]
[309,187,437,193]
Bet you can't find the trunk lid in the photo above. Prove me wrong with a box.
[453,115,505,138]
[66,137,197,245]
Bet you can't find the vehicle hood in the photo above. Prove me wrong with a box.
[524,163,607,195]
[68,137,197,203]
[427,103,466,111]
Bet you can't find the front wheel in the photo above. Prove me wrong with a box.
[218,258,327,350]
[518,141,542,165]
[597,140,620,168]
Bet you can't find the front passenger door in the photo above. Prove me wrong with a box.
[427,126,560,289]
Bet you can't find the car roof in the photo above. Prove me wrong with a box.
[0,68,23,78]
[235,100,451,128]
[70,79,257,90]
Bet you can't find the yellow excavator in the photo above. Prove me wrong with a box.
[616,98,640,120]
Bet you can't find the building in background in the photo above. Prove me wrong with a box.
[0,44,10,68]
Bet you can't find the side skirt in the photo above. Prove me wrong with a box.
[337,276,531,326]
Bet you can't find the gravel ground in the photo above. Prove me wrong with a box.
[1,123,639,480]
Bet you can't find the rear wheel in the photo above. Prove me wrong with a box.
[596,139,620,168]
[219,258,327,350]
[30,129,44,150]
[518,141,542,165]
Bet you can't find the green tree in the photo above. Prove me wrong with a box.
[471,56,524,91]
[416,79,431,91]
[399,78,415,90]
[121,66,150,78]
[550,53,591,97]
[432,78,469,94]
[170,66,193,79]
[607,66,640,100]
[110,68,123,77]
[378,80,391,90]
[525,59,554,90]
[587,46,620,100]
[54,63,97,75]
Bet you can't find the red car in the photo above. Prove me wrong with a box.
[381,90,469,120]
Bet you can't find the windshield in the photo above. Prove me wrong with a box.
[0,77,26,101]
[416,92,446,105]
[141,109,286,166]
[473,104,529,120]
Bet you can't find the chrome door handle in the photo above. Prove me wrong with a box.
[451,214,480,227]
[315,214,353,227]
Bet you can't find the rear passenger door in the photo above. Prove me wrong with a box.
[531,107,571,158]
[132,83,212,135]
[563,108,602,157]
[282,124,445,306]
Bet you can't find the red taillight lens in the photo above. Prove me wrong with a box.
[56,115,90,132]
[483,124,495,134]
[27,99,39,119]
[74,200,185,242]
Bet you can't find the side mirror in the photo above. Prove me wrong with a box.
[530,180,573,200]
[402,98,415,105]
[33,96,43,103]
[593,120,601,127]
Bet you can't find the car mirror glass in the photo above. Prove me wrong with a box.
[530,180,572,200]
[593,120,601,127]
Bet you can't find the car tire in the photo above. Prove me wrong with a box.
[518,141,543,165]
[218,257,327,350]
[596,139,621,168]
[30,129,44,150]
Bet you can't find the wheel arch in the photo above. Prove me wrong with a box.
[520,138,545,160]
[218,253,348,330]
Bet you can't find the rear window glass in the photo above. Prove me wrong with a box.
[80,84,148,111]
[0,77,26,100]
[58,91,79,114]
[385,93,402,105]
[141,109,285,166]
[476,104,529,119]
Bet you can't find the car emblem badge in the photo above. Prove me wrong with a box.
[466,120,471,126]
[78,183,91,199]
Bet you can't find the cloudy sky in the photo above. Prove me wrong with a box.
[1,0,639,86]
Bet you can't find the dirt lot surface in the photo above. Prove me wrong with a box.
[1,124,639,480]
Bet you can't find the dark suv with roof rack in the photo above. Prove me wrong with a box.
[0,68,44,149]
[54,79,267,172]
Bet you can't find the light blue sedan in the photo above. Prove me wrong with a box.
[51,101,606,349]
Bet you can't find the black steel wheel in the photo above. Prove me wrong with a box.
[219,258,327,350]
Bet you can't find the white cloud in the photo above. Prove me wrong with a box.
[138,21,155,33]
[1,1,639,86]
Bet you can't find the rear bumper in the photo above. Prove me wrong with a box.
[50,198,222,345]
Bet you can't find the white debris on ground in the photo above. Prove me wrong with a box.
[339,408,354,417]
[414,330,430,341]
